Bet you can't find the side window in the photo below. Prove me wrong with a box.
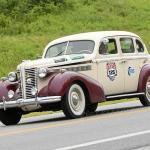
[136,39,144,52]
[99,38,117,55]
[120,38,134,53]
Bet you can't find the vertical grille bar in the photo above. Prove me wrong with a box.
[17,70,23,99]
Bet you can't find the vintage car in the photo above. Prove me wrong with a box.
[0,31,150,125]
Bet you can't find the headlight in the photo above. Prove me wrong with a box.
[8,90,15,99]
[38,68,48,78]
[8,72,17,82]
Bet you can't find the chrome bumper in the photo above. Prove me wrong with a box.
[0,96,61,110]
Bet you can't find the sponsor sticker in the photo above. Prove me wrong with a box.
[106,62,117,81]
[128,67,135,76]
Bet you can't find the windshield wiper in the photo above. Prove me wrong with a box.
[54,49,66,57]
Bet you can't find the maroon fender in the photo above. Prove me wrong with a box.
[38,71,105,103]
[0,80,18,102]
[138,64,150,93]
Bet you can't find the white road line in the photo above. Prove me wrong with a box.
[54,129,150,150]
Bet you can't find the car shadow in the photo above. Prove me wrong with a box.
[19,105,143,126]
[95,105,143,115]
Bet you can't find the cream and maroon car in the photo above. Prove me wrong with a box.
[0,31,150,125]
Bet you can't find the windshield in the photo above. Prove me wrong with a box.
[45,40,95,58]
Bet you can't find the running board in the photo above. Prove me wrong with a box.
[106,92,144,100]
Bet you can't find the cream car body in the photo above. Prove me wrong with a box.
[0,31,150,125]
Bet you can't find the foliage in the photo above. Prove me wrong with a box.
[0,0,150,76]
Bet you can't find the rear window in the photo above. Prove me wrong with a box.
[136,39,144,52]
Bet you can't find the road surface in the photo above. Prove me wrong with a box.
[0,100,150,150]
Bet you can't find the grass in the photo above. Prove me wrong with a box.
[23,111,54,118]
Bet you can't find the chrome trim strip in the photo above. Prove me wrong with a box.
[106,92,144,99]
[65,65,91,72]
[48,64,92,73]
[48,60,92,69]
[0,96,61,109]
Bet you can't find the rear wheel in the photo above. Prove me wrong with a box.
[139,76,150,106]
[0,108,22,126]
[62,84,86,119]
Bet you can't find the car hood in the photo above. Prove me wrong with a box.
[17,54,93,70]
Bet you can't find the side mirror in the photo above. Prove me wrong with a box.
[101,38,109,45]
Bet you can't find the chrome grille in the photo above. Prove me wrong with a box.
[25,68,37,99]
[17,70,23,99]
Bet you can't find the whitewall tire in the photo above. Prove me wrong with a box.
[62,84,86,118]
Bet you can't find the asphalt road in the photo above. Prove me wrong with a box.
[1,100,150,150]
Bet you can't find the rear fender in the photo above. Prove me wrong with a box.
[38,71,105,103]
[138,64,150,93]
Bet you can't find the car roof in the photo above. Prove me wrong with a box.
[49,31,140,45]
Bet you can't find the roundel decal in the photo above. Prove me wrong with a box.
[106,62,117,81]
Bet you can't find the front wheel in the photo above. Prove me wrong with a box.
[62,84,86,119]
[139,76,150,106]
[86,102,98,115]
[0,108,22,126]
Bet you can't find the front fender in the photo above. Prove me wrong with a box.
[38,71,105,103]
[0,80,18,102]
[138,64,150,92]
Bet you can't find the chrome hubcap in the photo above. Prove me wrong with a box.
[72,92,79,107]
[71,91,81,111]
[68,84,85,116]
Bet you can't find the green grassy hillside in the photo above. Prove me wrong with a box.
[0,0,150,76]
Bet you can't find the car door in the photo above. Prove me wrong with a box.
[97,37,125,95]
[119,36,141,93]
